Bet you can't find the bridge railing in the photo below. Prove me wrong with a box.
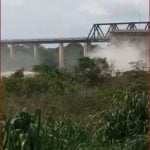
[87,22,150,42]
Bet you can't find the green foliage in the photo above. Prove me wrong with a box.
[93,92,148,142]
[3,90,148,150]
[3,109,41,150]
[74,57,110,86]
[10,68,24,78]
[2,57,148,149]
[32,64,68,79]
[121,70,148,92]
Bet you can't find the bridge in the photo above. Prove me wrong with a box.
[1,21,149,68]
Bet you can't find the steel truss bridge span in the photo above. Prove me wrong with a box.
[87,21,149,42]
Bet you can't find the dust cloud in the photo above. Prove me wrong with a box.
[1,46,41,76]
[89,40,148,72]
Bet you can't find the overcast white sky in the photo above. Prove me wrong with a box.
[2,0,149,39]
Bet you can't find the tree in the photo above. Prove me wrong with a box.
[95,57,111,76]
[10,68,24,78]
[74,57,110,86]
[129,60,147,71]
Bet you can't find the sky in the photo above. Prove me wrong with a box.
[2,0,149,39]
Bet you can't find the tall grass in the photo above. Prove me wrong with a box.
[3,91,148,150]
[88,92,148,142]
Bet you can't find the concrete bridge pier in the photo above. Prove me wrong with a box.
[84,43,88,57]
[84,42,91,57]
[9,44,15,58]
[59,43,64,68]
[33,45,37,59]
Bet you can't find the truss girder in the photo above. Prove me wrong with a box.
[87,22,150,42]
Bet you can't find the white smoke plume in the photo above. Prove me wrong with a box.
[89,41,148,72]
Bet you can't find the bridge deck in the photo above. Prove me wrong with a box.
[1,37,110,44]
[1,37,91,44]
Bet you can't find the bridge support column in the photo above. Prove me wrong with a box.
[59,43,64,68]
[33,45,37,59]
[9,44,14,58]
[84,42,91,57]
[84,43,87,57]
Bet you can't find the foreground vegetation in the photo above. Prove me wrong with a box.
[2,57,148,149]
